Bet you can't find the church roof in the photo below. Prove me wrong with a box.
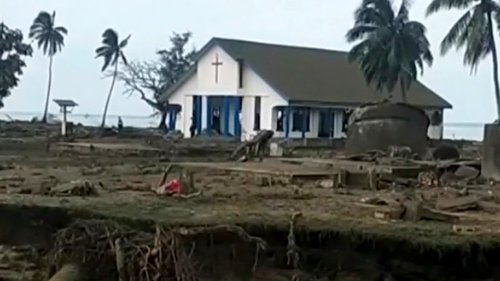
[161,38,452,109]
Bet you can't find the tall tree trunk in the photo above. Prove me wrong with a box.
[158,111,167,132]
[42,55,54,123]
[488,12,500,120]
[400,80,407,103]
[101,63,118,129]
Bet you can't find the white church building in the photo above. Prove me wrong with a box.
[159,38,452,140]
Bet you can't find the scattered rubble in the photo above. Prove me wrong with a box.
[48,180,100,197]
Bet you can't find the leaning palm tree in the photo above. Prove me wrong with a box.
[95,29,130,129]
[426,0,500,119]
[346,0,433,102]
[28,11,67,123]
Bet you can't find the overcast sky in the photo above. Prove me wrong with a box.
[0,0,494,123]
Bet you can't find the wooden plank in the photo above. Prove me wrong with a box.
[57,142,160,151]
[173,162,336,177]
[279,157,372,171]
[436,196,479,212]
[478,201,500,214]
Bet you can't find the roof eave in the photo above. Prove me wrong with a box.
[289,99,453,109]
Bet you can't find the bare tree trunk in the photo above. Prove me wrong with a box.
[101,63,118,129]
[42,55,54,123]
[400,80,407,103]
[158,111,167,132]
[488,12,500,120]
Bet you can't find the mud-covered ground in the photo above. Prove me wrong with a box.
[0,121,493,281]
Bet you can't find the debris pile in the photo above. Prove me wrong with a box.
[49,220,266,281]
[345,144,496,233]
[47,180,100,197]
[0,245,41,281]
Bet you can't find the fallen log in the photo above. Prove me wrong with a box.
[435,195,479,212]
[375,201,458,223]
[478,201,500,214]
[230,130,274,160]
[403,201,458,223]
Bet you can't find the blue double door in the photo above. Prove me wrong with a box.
[318,109,335,138]
[192,95,241,136]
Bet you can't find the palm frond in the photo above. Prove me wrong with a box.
[396,0,411,22]
[354,6,388,26]
[361,0,395,23]
[95,28,130,72]
[426,0,475,16]
[119,35,131,48]
[439,10,473,54]
[54,26,68,35]
[120,51,128,66]
[346,0,433,100]
[462,13,490,72]
[28,10,67,56]
[345,25,377,42]
[102,29,119,47]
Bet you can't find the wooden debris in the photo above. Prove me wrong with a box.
[374,206,405,220]
[387,145,413,158]
[47,264,81,281]
[122,182,151,191]
[316,178,335,188]
[361,197,389,205]
[286,212,302,269]
[402,201,457,223]
[436,195,479,212]
[452,225,478,233]
[344,150,386,161]
[230,130,273,161]
[49,180,99,197]
[454,165,480,179]
[477,201,500,214]
[417,170,439,187]
[115,238,127,281]
[157,165,173,187]
[379,174,418,188]
[375,201,458,223]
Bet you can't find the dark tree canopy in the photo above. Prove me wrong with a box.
[0,23,33,108]
[346,0,433,102]
[95,29,130,72]
[426,0,500,118]
[427,0,500,71]
[28,11,67,56]
[157,31,197,92]
[115,31,196,130]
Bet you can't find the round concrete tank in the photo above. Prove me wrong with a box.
[345,102,430,157]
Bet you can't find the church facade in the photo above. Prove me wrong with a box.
[159,38,452,140]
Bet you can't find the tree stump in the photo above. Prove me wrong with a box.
[482,124,500,181]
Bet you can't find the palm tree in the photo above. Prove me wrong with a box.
[346,0,433,102]
[426,0,500,119]
[28,11,67,123]
[95,29,130,129]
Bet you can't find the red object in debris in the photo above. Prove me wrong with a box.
[164,179,180,194]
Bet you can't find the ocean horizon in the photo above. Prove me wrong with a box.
[0,111,486,141]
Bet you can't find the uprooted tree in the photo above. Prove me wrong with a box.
[115,31,196,131]
[0,22,33,108]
